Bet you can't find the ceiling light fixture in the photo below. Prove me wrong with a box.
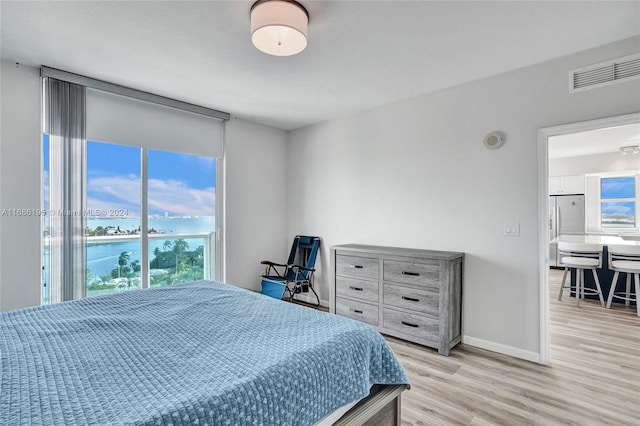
[619,145,640,155]
[251,0,308,56]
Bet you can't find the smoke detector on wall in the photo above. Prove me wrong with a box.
[483,131,505,150]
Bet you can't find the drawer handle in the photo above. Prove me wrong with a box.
[401,321,419,328]
[350,264,364,269]
[350,308,363,314]
[402,271,420,276]
[349,286,364,291]
[402,296,420,302]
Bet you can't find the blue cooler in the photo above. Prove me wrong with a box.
[260,278,286,299]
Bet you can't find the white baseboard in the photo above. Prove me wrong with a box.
[462,335,541,364]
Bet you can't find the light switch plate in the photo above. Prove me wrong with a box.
[504,222,520,236]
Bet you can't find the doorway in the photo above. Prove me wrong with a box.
[537,112,640,364]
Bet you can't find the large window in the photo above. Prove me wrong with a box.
[43,74,226,303]
[44,140,217,301]
[600,176,636,228]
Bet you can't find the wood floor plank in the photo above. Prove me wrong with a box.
[388,269,640,425]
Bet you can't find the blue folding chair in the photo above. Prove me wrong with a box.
[260,235,320,305]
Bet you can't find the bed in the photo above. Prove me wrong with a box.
[0,280,409,425]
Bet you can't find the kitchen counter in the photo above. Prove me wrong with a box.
[552,234,640,246]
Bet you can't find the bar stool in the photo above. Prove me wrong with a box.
[557,241,605,307]
[605,244,640,316]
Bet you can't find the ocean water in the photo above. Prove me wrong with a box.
[44,217,215,279]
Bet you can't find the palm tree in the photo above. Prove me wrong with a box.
[176,240,190,274]
[118,251,130,277]
[172,239,189,254]
[118,251,130,267]
[163,240,173,251]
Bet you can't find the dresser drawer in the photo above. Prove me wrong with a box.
[336,276,378,303]
[336,255,379,281]
[336,297,379,326]
[383,283,438,316]
[383,260,440,289]
[382,308,438,345]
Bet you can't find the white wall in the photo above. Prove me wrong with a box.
[0,60,42,311]
[550,152,640,176]
[287,36,640,360]
[220,117,289,290]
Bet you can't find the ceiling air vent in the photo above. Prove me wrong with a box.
[569,53,640,93]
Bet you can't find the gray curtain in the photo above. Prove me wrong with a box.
[44,78,86,302]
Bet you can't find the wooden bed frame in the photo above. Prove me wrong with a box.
[334,384,407,425]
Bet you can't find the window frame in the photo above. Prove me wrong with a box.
[598,174,638,232]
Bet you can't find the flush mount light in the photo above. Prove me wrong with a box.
[619,145,640,155]
[251,0,309,56]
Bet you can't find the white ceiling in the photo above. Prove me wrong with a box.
[1,1,639,131]
[549,123,640,159]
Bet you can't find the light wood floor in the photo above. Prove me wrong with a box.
[389,269,640,426]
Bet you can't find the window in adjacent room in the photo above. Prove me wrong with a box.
[600,176,636,228]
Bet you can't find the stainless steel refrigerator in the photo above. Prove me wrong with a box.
[549,195,585,267]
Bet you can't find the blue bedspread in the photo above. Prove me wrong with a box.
[1,280,409,425]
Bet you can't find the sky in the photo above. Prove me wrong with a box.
[601,176,635,199]
[601,201,635,217]
[43,136,216,218]
[601,176,636,219]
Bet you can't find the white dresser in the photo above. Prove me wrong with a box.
[330,244,464,356]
